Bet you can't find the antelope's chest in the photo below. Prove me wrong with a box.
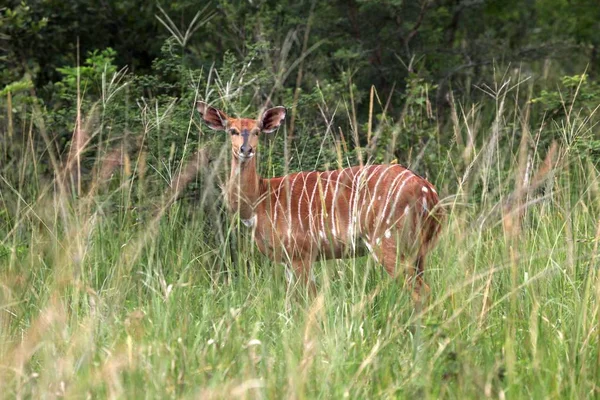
[240,215,257,228]
[241,213,270,251]
[241,214,271,250]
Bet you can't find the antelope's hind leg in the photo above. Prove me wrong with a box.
[372,237,429,302]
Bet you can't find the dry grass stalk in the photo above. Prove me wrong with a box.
[167,149,208,206]
[63,105,97,195]
[0,296,67,388]
[500,140,559,236]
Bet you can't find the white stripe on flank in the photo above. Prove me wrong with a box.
[365,165,397,221]
[385,173,415,225]
[353,166,383,233]
[346,169,359,240]
[346,168,361,242]
[363,240,379,263]
[298,171,314,232]
[308,172,322,240]
[348,166,377,242]
[319,171,332,242]
[330,170,344,238]
[287,173,302,240]
[356,165,385,227]
[272,179,285,231]
[378,169,410,227]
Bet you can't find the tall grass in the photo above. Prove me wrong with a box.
[0,67,599,399]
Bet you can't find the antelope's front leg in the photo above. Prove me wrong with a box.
[289,259,317,296]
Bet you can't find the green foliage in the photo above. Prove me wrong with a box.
[0,77,34,97]
[2,3,600,394]
[532,74,600,114]
[44,47,126,159]
[532,74,600,160]
[0,2,48,84]
[0,83,599,396]
[55,48,118,100]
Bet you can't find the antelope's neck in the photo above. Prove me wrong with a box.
[229,157,263,220]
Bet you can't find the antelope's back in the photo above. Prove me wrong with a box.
[347,165,441,243]
[263,164,442,253]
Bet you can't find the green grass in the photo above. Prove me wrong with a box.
[1,77,600,399]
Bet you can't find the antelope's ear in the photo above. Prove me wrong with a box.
[259,106,287,133]
[196,101,228,131]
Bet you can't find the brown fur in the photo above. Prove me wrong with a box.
[196,102,443,299]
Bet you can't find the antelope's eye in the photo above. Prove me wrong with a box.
[229,129,240,136]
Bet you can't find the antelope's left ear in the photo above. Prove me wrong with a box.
[259,106,287,133]
[196,101,229,131]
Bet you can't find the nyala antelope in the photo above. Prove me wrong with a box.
[196,101,443,300]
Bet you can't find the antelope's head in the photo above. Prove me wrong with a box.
[196,102,286,163]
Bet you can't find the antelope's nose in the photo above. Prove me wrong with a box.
[240,144,253,155]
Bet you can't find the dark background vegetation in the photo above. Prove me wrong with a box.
[2,2,600,397]
[1,0,600,194]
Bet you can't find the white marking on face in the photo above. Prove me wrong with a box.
[422,186,429,193]
[241,214,257,227]
[385,229,392,239]
[422,196,428,212]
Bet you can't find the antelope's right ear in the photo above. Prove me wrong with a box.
[196,101,228,131]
